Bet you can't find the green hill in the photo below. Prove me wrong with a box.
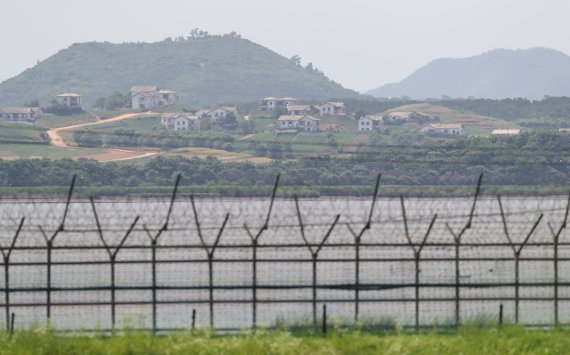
[0,34,361,108]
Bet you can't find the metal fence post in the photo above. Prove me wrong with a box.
[0,218,25,331]
[498,194,543,324]
[192,195,230,330]
[401,196,437,331]
[345,174,381,323]
[295,196,339,327]
[243,174,280,330]
[547,193,569,326]
[444,174,482,327]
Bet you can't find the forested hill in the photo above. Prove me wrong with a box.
[0,33,361,108]
[367,48,570,100]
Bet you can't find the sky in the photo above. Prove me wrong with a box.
[1,0,569,92]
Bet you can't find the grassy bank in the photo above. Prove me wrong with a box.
[0,326,567,354]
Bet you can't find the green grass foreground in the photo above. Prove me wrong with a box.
[0,327,568,355]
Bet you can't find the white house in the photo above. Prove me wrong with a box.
[0,107,43,123]
[276,115,320,133]
[197,106,238,123]
[161,113,200,132]
[55,93,82,108]
[423,123,463,136]
[319,102,346,117]
[261,97,300,112]
[358,115,384,133]
[131,86,179,110]
[158,90,179,107]
[491,129,521,136]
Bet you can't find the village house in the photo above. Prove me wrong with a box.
[260,97,300,112]
[276,115,320,133]
[559,128,570,133]
[161,113,200,132]
[196,106,238,123]
[0,107,44,123]
[130,86,179,110]
[319,102,346,117]
[423,123,463,136]
[286,105,313,115]
[358,115,384,133]
[55,93,82,108]
[491,129,521,136]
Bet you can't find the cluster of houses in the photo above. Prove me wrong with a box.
[160,106,238,132]
[264,97,346,134]
[0,92,82,123]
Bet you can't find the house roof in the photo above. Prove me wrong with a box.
[158,90,177,94]
[130,86,158,92]
[262,97,299,101]
[162,113,198,121]
[287,105,311,111]
[491,129,521,135]
[361,115,383,121]
[430,123,463,129]
[278,115,304,121]
[56,93,81,97]
[0,107,33,114]
[323,101,345,108]
[277,115,319,122]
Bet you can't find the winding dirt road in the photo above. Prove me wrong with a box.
[47,112,159,161]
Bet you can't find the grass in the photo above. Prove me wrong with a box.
[0,143,107,160]
[0,326,569,354]
[34,113,98,129]
[0,122,48,144]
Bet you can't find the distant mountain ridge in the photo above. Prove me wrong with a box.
[367,48,570,99]
[0,35,361,108]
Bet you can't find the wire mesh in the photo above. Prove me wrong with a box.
[1,175,570,332]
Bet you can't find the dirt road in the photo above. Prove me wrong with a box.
[46,112,158,162]
[47,112,156,148]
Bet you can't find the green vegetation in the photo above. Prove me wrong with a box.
[0,326,569,354]
[439,96,570,128]
[0,32,361,108]
[93,91,131,111]
[0,122,48,144]
[35,113,98,129]
[1,130,570,195]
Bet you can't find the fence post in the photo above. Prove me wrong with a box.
[443,174,483,328]
[547,194,569,327]
[90,197,139,331]
[243,174,280,330]
[0,217,24,331]
[497,195,543,324]
[295,197,339,327]
[322,304,327,336]
[499,304,503,326]
[192,309,196,332]
[345,174,381,324]
[401,196,437,331]
[192,195,230,331]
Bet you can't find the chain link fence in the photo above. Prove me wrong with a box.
[1,174,570,332]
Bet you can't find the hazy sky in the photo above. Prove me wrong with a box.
[1,0,569,92]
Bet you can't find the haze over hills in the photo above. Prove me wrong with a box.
[0,34,361,108]
[367,48,570,100]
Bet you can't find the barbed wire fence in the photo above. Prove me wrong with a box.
[1,174,570,333]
